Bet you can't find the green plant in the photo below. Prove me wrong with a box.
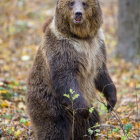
[124,124,132,134]
[63,88,80,140]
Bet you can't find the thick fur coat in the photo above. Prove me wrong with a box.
[27,0,117,139]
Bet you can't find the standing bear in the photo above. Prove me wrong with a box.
[26,0,117,140]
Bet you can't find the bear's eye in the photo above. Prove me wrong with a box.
[69,1,75,7]
[82,2,88,8]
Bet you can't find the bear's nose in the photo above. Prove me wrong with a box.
[75,12,82,17]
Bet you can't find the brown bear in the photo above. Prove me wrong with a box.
[26,0,117,140]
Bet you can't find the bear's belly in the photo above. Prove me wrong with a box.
[77,51,96,104]
[77,75,96,105]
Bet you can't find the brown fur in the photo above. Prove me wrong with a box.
[55,0,103,39]
[42,16,53,33]
[27,0,117,140]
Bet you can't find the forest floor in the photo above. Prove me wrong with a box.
[0,0,139,139]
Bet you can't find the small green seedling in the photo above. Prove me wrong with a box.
[89,106,94,113]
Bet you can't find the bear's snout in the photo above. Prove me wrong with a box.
[74,11,83,24]
[75,11,82,18]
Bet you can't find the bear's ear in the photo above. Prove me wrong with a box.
[42,17,53,33]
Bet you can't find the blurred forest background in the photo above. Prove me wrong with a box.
[0,0,140,139]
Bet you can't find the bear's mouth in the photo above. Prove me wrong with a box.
[74,17,83,24]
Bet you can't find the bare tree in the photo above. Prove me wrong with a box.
[117,0,140,64]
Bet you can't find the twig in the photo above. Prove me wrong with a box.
[72,101,75,140]
[100,124,116,129]
[102,84,129,139]
[95,89,129,140]
[136,92,139,140]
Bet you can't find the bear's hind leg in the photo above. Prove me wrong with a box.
[32,113,71,140]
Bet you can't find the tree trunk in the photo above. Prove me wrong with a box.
[117,0,140,64]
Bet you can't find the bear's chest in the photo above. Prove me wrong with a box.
[71,39,99,77]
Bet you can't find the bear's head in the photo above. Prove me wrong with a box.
[55,0,103,39]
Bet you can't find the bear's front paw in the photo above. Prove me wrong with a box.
[107,97,117,112]
[74,95,89,119]
[76,107,89,119]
